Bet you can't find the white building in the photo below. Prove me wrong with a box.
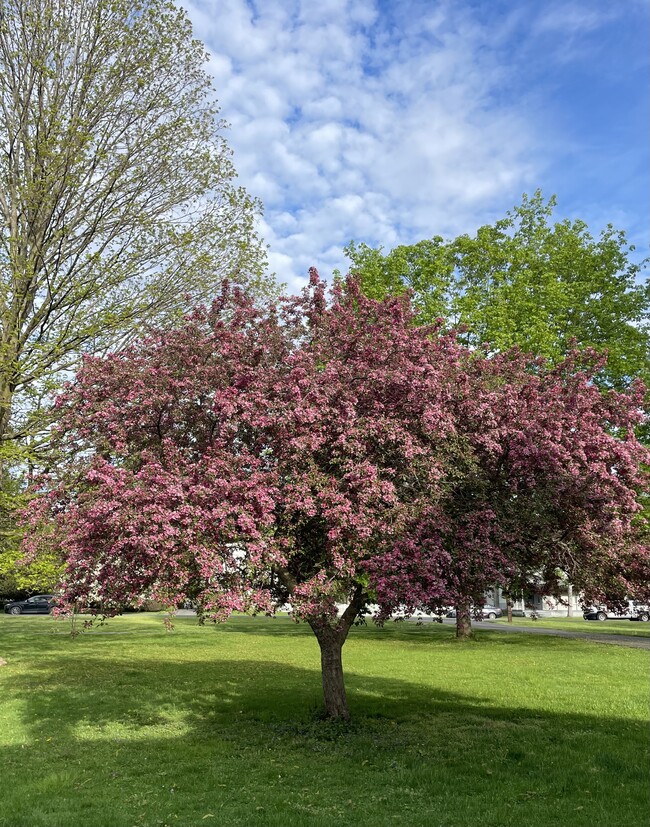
[487,585,581,618]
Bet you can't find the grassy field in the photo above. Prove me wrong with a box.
[0,613,648,827]
[486,615,650,637]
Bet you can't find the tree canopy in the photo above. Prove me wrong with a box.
[24,275,650,719]
[346,192,650,390]
[0,0,273,448]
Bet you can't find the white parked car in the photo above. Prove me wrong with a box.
[446,605,503,620]
[583,601,650,622]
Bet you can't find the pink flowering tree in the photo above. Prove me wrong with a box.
[369,347,650,636]
[23,273,650,719]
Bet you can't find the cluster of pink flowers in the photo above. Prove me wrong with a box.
[23,272,650,626]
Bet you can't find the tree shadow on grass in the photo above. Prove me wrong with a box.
[1,612,599,650]
[1,648,649,827]
[206,613,610,649]
[183,613,478,644]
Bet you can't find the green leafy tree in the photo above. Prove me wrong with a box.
[0,0,275,588]
[0,546,61,596]
[344,236,456,323]
[346,192,649,389]
[0,450,61,595]
[0,0,273,449]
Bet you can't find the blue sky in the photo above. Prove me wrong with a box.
[184,0,649,290]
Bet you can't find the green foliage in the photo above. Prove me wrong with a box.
[0,442,60,594]
[344,236,455,322]
[0,545,61,594]
[346,192,650,389]
[0,0,275,448]
[0,0,278,570]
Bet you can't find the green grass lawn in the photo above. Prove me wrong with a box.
[0,613,648,827]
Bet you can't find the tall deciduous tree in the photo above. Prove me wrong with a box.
[0,0,272,447]
[346,192,650,389]
[24,276,649,719]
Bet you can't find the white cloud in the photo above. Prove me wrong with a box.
[183,1,564,289]
[533,2,616,35]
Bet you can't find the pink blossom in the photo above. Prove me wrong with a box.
[23,275,650,628]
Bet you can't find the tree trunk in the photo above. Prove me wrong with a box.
[455,602,473,639]
[0,377,14,481]
[307,585,365,720]
[0,376,13,445]
[506,598,513,624]
[315,629,350,720]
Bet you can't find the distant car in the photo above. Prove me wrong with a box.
[583,601,650,622]
[632,606,650,622]
[446,606,503,620]
[4,595,54,615]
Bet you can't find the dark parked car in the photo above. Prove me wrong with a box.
[446,605,503,620]
[4,594,54,615]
